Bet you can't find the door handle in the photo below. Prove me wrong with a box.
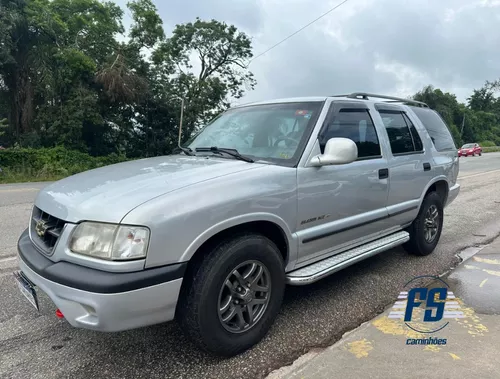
[423,163,431,171]
[379,168,389,179]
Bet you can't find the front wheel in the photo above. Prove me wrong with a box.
[403,192,444,256]
[176,234,286,357]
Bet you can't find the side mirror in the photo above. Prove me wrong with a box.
[310,137,358,166]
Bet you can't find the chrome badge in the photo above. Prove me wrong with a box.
[35,220,48,238]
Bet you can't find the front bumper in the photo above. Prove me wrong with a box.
[17,229,186,332]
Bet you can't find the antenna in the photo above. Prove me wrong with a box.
[174,97,195,156]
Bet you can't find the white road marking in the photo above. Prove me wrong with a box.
[459,168,500,179]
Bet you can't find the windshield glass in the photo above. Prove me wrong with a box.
[462,144,474,148]
[187,102,324,164]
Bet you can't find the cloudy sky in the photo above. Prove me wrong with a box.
[117,0,500,105]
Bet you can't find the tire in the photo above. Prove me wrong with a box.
[479,152,482,156]
[176,233,286,357]
[403,192,444,256]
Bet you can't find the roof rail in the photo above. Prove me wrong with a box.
[331,92,429,108]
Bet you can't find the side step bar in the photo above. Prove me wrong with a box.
[286,231,410,285]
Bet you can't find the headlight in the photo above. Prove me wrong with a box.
[69,222,150,261]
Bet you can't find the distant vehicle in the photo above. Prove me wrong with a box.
[458,143,482,157]
[14,92,460,357]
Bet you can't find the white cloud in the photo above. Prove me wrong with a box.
[117,0,500,104]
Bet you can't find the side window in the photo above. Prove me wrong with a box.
[410,107,456,151]
[379,111,419,155]
[320,108,381,159]
[402,113,423,151]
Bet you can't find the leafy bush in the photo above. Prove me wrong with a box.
[0,146,128,183]
[483,146,500,153]
[479,140,496,147]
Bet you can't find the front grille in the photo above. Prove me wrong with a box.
[30,206,66,255]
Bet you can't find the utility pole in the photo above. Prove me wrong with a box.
[460,113,465,136]
[178,97,184,146]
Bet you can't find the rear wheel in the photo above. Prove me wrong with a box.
[403,192,443,256]
[176,234,286,357]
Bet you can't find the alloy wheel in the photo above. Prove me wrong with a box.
[424,204,439,243]
[217,260,271,333]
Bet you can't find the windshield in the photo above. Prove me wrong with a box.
[187,102,324,164]
[462,144,474,148]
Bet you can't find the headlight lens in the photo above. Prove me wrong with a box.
[69,222,150,261]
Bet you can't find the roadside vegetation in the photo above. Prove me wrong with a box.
[0,0,256,183]
[0,146,127,183]
[1,0,500,184]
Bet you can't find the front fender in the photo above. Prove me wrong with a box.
[180,213,298,269]
[120,164,299,270]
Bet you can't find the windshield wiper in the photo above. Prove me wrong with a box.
[175,146,195,156]
[194,146,254,163]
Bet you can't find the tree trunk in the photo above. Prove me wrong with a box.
[10,66,34,140]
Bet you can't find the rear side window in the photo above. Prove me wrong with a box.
[410,107,456,151]
[379,110,424,155]
[402,113,424,151]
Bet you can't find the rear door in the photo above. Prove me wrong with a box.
[371,103,434,226]
[409,105,459,187]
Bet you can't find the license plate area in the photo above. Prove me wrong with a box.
[13,271,39,311]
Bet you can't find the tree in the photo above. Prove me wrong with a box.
[0,0,36,140]
[412,80,500,147]
[152,18,256,142]
[0,118,7,137]
[467,86,496,112]
[413,85,464,146]
[127,0,165,50]
[0,0,257,157]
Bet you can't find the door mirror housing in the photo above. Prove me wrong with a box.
[310,137,358,166]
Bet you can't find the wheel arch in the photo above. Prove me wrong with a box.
[420,177,449,208]
[180,214,296,266]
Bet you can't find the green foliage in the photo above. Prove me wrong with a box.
[479,140,496,147]
[0,146,127,183]
[0,118,7,137]
[0,0,256,161]
[483,146,500,153]
[127,0,165,49]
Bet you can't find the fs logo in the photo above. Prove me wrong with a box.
[389,275,464,333]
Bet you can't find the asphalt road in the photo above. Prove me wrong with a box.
[1,154,500,379]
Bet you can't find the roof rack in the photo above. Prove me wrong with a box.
[331,92,429,108]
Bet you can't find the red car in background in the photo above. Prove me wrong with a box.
[458,143,482,157]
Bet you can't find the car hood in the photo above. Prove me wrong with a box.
[35,155,265,223]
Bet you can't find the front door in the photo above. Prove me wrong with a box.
[296,101,392,265]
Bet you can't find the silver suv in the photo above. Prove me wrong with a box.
[15,92,460,357]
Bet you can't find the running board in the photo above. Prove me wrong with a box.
[286,231,410,285]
